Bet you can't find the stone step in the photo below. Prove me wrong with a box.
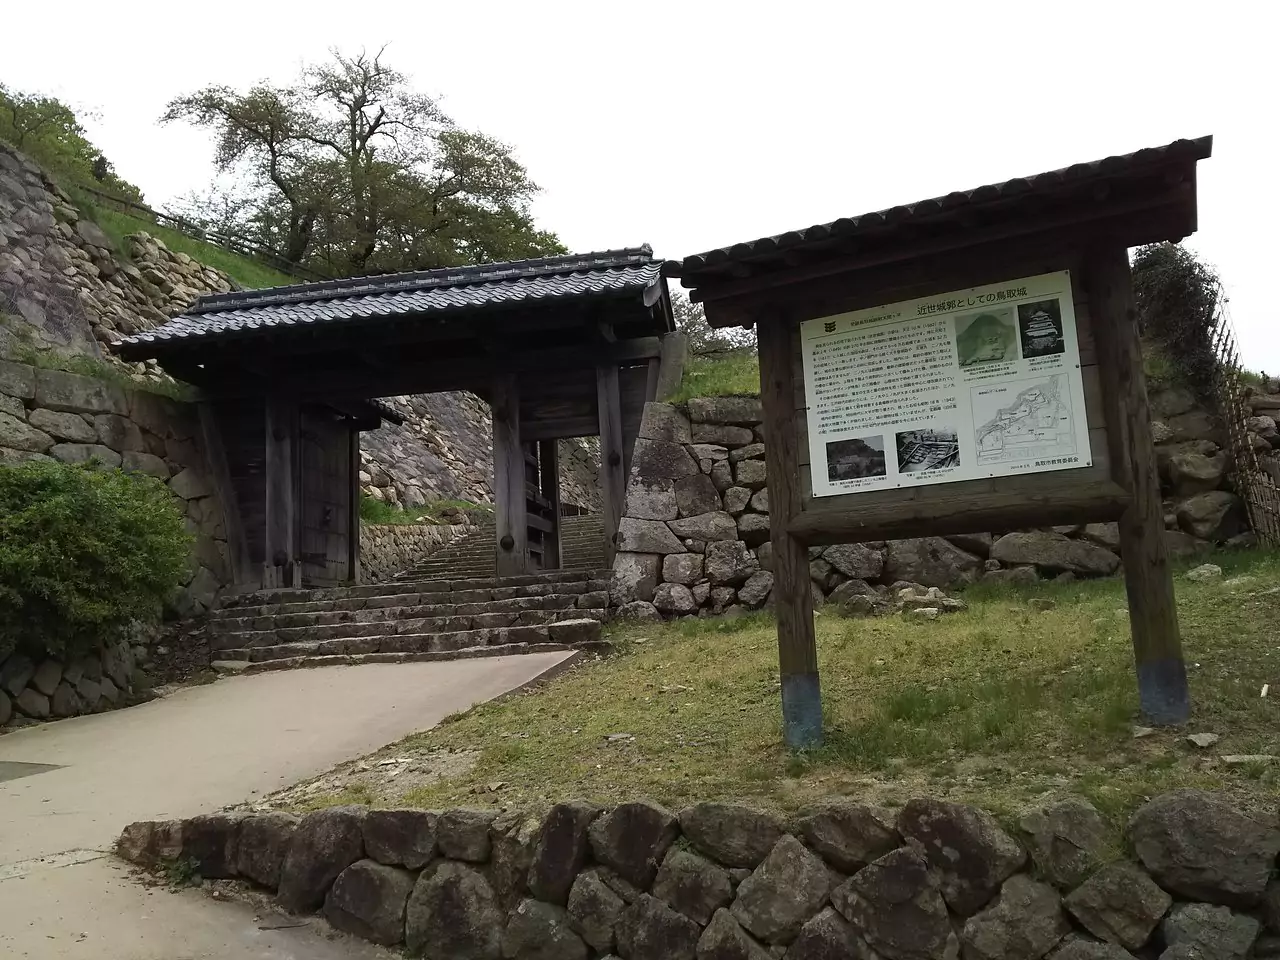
[214,617,605,664]
[210,605,608,650]
[214,641,589,676]
[224,569,611,610]
[213,579,610,623]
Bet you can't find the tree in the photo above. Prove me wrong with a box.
[163,49,564,275]
[0,84,142,201]
[1132,243,1222,401]
[672,292,757,356]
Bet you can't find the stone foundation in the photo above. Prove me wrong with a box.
[612,396,1249,620]
[117,789,1280,957]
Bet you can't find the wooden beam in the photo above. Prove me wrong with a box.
[491,377,528,577]
[264,395,300,588]
[1086,244,1189,725]
[539,439,562,569]
[789,481,1130,545]
[757,314,821,748]
[597,364,626,568]
[348,426,362,584]
[196,402,252,589]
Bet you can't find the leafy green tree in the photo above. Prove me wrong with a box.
[1132,242,1222,401]
[163,49,564,275]
[0,461,192,662]
[0,83,142,201]
[672,292,757,356]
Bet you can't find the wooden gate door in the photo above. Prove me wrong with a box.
[299,409,351,586]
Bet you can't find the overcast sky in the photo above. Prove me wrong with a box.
[7,2,1276,366]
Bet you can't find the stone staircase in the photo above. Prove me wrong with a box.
[207,568,612,675]
[404,514,608,581]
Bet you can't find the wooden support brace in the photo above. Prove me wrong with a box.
[597,364,626,567]
[1087,244,1189,725]
[757,316,821,748]
[539,439,562,570]
[348,426,362,585]
[491,377,528,577]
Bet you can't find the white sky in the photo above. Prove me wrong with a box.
[7,1,1277,366]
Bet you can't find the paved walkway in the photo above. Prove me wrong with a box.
[0,653,572,959]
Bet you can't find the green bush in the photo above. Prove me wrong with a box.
[0,461,193,663]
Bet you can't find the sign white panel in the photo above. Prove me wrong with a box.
[801,271,1092,498]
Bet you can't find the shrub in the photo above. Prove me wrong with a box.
[0,460,192,663]
[1132,243,1222,402]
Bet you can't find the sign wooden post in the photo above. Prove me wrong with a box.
[672,137,1212,743]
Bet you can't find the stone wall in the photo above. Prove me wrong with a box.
[361,393,601,513]
[0,359,233,730]
[611,391,1248,620]
[0,140,233,365]
[117,789,1280,957]
[359,521,478,583]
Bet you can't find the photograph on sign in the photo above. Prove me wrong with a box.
[800,271,1092,498]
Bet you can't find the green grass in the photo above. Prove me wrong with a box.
[669,350,760,401]
[7,335,194,401]
[359,495,492,526]
[285,549,1280,829]
[91,208,295,291]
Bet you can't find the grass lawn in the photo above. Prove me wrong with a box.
[669,350,760,402]
[91,208,296,291]
[278,550,1279,832]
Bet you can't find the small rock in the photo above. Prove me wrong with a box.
[1132,726,1157,739]
[1186,732,1221,748]
[1028,598,1057,611]
[1220,754,1277,766]
[1064,861,1171,949]
[1185,563,1223,583]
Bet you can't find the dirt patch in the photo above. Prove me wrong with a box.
[251,747,482,811]
[145,620,215,686]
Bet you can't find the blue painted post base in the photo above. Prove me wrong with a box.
[781,672,824,749]
[1137,658,1191,725]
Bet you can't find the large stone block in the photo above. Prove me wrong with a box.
[1063,861,1170,950]
[276,806,366,913]
[989,531,1120,577]
[612,552,661,604]
[736,571,774,609]
[696,908,772,959]
[897,797,1026,916]
[1175,491,1245,542]
[735,513,771,547]
[830,847,956,960]
[0,359,35,399]
[26,407,95,442]
[589,801,680,889]
[1018,797,1110,890]
[181,813,244,880]
[502,898,587,960]
[362,808,437,870]
[794,800,900,874]
[0,412,53,453]
[528,801,602,905]
[679,803,783,870]
[568,869,626,952]
[236,812,298,889]
[489,810,541,908]
[639,402,692,444]
[734,459,767,489]
[1161,902,1260,960]
[692,422,755,446]
[960,874,1069,960]
[705,541,759,586]
[631,438,699,480]
[436,808,497,862]
[653,848,732,924]
[34,368,128,415]
[324,858,414,945]
[654,582,698,615]
[668,511,738,542]
[1128,789,1280,907]
[884,537,983,587]
[405,861,503,959]
[616,893,701,960]
[787,907,871,960]
[662,553,704,586]
[687,397,763,425]
[675,473,723,517]
[93,413,146,452]
[168,466,212,501]
[50,442,122,468]
[627,479,679,521]
[617,518,685,555]
[731,835,832,945]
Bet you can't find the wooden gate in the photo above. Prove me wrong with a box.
[299,408,352,586]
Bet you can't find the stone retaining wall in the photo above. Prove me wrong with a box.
[117,789,1280,957]
[359,521,477,583]
[611,391,1249,620]
[0,358,232,730]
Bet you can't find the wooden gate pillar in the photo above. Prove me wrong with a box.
[1087,244,1189,724]
[758,316,821,748]
[492,376,528,577]
[597,364,626,567]
[539,439,562,569]
[264,395,301,589]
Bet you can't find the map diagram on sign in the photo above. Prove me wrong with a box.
[973,375,1076,465]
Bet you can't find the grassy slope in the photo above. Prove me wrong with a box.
[91,207,295,291]
[286,550,1279,830]
[669,350,761,402]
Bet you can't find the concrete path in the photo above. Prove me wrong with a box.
[0,653,572,959]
